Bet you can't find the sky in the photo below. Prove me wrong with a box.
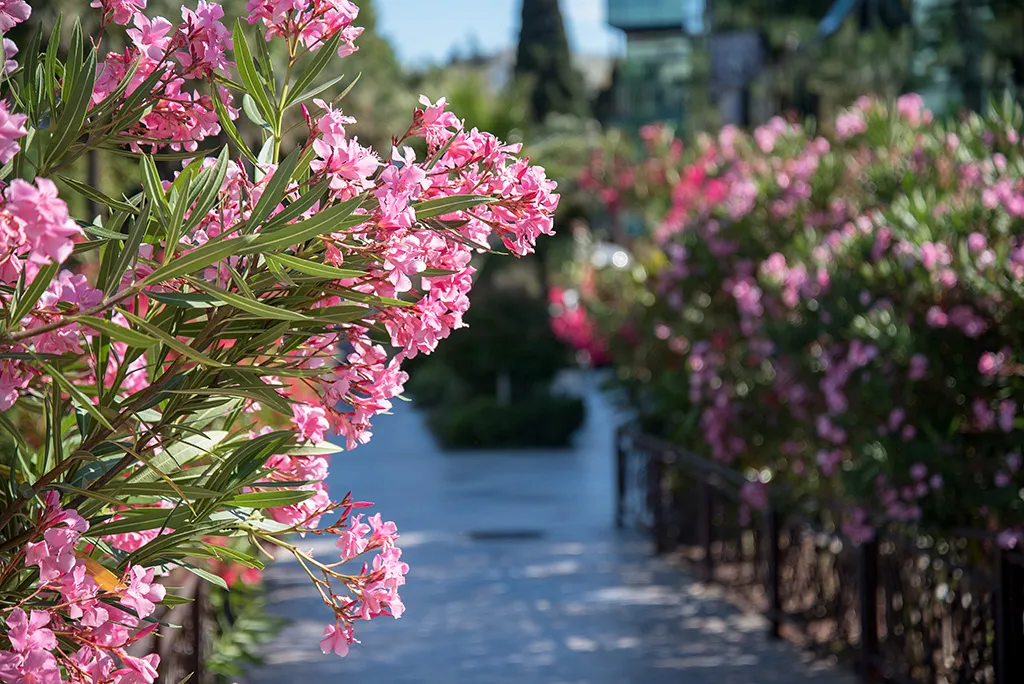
[374,0,625,67]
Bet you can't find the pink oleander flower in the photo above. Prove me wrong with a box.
[835,110,867,140]
[178,1,233,78]
[908,354,928,381]
[0,99,27,165]
[90,0,146,25]
[3,38,17,75]
[0,0,29,31]
[320,622,356,657]
[246,0,363,57]
[292,404,330,443]
[4,178,81,266]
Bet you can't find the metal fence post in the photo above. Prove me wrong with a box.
[649,451,668,554]
[700,475,715,581]
[858,536,880,684]
[615,428,625,529]
[995,549,1024,684]
[766,506,781,639]
[191,579,206,684]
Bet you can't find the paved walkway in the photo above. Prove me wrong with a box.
[246,383,855,684]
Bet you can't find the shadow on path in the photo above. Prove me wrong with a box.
[248,388,854,684]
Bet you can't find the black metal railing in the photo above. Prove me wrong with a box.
[615,425,1024,684]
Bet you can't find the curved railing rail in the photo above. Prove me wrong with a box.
[615,424,1024,684]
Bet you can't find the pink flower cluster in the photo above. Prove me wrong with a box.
[0,493,164,683]
[0,0,560,669]
[92,3,235,152]
[245,0,363,57]
[570,96,1024,541]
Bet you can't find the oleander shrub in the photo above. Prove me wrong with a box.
[0,0,558,679]
[565,95,1024,543]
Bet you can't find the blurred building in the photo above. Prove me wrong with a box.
[601,0,1024,132]
[603,0,706,129]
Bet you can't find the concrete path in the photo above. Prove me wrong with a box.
[245,384,855,684]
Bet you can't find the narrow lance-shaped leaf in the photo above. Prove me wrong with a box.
[227,490,316,509]
[105,202,151,292]
[118,309,228,368]
[57,175,139,215]
[213,92,260,165]
[182,146,230,234]
[284,33,343,108]
[131,430,229,484]
[46,46,97,167]
[262,180,330,230]
[72,316,157,348]
[264,252,364,280]
[246,146,302,231]
[232,20,276,124]
[241,193,365,254]
[7,262,61,332]
[38,359,114,431]
[413,194,495,220]
[184,278,313,322]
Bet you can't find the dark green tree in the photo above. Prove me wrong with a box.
[514,0,586,121]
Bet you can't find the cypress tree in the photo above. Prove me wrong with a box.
[514,0,586,121]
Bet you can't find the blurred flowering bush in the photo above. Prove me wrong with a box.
[566,95,1024,544]
[0,0,557,680]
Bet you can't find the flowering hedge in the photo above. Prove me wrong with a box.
[566,95,1024,544]
[0,0,556,680]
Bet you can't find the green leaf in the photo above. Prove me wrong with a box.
[106,202,151,291]
[145,291,221,309]
[9,262,60,328]
[183,564,229,591]
[264,253,363,280]
[244,94,271,130]
[285,34,342,107]
[118,309,228,368]
[262,180,330,230]
[20,23,42,120]
[104,483,223,499]
[245,194,364,253]
[184,279,312,322]
[46,46,97,167]
[140,236,245,287]
[0,410,29,452]
[199,542,264,569]
[132,430,229,484]
[63,19,84,98]
[108,66,169,135]
[213,91,260,165]
[160,593,195,607]
[203,431,291,493]
[222,369,294,415]
[247,146,302,231]
[43,15,63,114]
[413,194,494,220]
[73,316,157,348]
[56,177,138,215]
[290,73,350,108]
[38,359,114,430]
[140,155,171,222]
[232,20,276,124]
[87,507,193,538]
[183,147,230,235]
[308,304,368,323]
[282,441,343,456]
[226,490,315,509]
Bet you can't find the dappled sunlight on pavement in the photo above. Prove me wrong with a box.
[246,388,855,684]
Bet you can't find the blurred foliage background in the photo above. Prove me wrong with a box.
[22,0,1023,454]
